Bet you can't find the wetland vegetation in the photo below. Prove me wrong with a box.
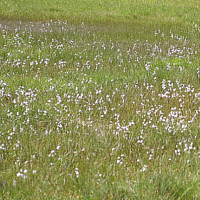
[0,0,200,199]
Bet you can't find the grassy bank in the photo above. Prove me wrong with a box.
[0,0,199,23]
[0,1,200,199]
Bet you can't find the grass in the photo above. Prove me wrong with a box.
[0,0,200,24]
[0,0,200,199]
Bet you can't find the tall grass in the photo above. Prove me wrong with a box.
[0,1,200,199]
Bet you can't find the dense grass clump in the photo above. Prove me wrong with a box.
[0,1,200,199]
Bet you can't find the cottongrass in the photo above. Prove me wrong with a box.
[0,20,199,199]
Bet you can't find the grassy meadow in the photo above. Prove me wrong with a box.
[0,0,200,199]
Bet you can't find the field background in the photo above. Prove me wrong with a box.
[0,0,200,199]
[0,0,200,22]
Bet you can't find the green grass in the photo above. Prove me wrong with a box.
[0,0,200,199]
[0,0,200,24]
